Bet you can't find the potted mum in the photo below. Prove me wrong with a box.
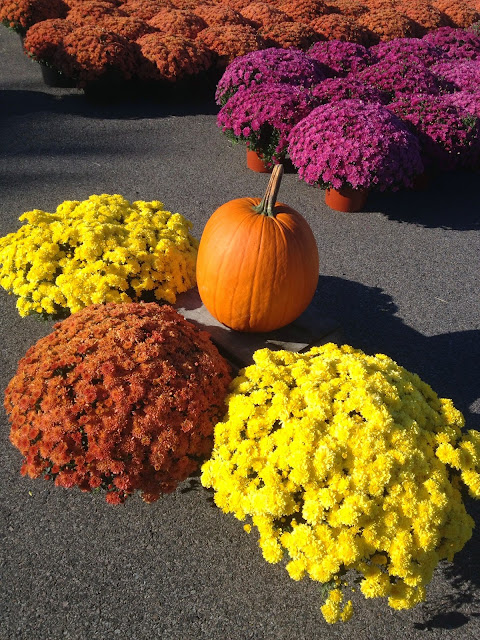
[52,24,139,95]
[202,343,480,623]
[287,99,424,211]
[388,94,480,172]
[0,194,199,318]
[217,82,316,171]
[307,40,375,77]
[0,0,68,36]
[5,303,232,504]
[22,18,76,86]
[215,47,326,106]
[137,32,215,94]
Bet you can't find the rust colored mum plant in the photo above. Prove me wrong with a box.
[147,8,207,39]
[0,0,68,32]
[277,0,334,21]
[197,24,265,68]
[121,0,175,21]
[23,17,74,64]
[5,303,232,504]
[260,21,321,49]
[431,0,480,27]
[195,3,250,26]
[96,15,156,40]
[66,1,126,25]
[53,25,138,86]
[358,4,423,42]
[311,14,372,46]
[137,32,214,82]
[239,2,294,28]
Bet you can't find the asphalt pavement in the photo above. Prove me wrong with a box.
[1,27,479,640]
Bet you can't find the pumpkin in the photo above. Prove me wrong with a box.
[196,165,319,332]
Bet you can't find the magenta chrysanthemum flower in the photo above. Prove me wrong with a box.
[215,47,325,105]
[423,26,480,60]
[217,82,315,166]
[287,99,423,191]
[355,58,446,99]
[388,94,480,171]
[370,38,443,67]
[443,90,480,118]
[310,76,389,105]
[431,59,480,92]
[308,40,375,77]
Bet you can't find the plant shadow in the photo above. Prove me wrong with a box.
[0,88,219,121]
[365,170,480,231]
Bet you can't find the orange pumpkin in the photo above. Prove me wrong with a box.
[196,165,319,332]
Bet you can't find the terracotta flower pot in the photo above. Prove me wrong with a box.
[325,185,368,212]
[246,149,272,173]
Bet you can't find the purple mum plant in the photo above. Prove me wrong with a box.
[355,58,446,100]
[217,82,315,167]
[307,41,375,78]
[310,76,389,106]
[287,99,423,191]
[370,38,444,68]
[423,27,480,61]
[431,59,480,93]
[443,91,480,118]
[215,47,325,106]
[388,94,480,171]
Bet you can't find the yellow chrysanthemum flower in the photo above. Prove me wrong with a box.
[201,344,479,624]
[0,194,198,316]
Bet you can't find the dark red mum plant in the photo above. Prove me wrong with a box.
[5,303,232,504]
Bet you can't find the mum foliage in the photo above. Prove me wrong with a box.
[287,99,423,191]
[0,194,198,317]
[201,343,480,623]
[5,303,232,504]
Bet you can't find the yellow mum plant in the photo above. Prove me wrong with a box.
[0,194,198,317]
[201,343,480,623]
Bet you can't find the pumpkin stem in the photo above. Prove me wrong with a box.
[254,164,284,217]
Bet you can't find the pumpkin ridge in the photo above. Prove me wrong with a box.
[246,214,266,331]
[211,208,253,323]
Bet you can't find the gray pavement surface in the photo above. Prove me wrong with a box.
[1,27,479,640]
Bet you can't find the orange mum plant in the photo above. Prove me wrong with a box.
[5,303,232,504]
